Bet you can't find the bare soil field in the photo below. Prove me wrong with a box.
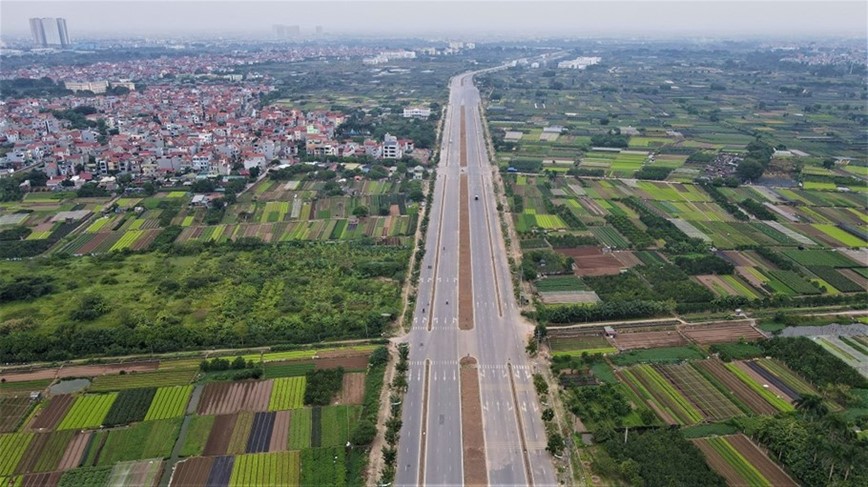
[720,251,755,267]
[695,360,778,416]
[31,394,74,430]
[459,173,474,330]
[20,472,63,487]
[202,414,237,456]
[538,290,600,304]
[336,372,365,405]
[612,251,642,268]
[170,457,214,487]
[197,380,273,415]
[0,397,34,432]
[613,330,687,350]
[555,246,623,276]
[268,410,290,452]
[459,356,487,486]
[57,431,92,470]
[314,353,369,371]
[679,320,765,345]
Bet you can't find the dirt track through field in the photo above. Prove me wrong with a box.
[460,356,487,486]
[459,172,473,330]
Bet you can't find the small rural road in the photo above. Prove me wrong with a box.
[396,68,556,486]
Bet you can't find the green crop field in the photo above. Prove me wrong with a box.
[320,405,360,448]
[268,377,306,411]
[179,415,215,457]
[57,393,117,430]
[96,418,182,465]
[620,365,704,424]
[300,447,346,487]
[229,451,300,487]
[103,388,156,427]
[264,362,316,379]
[288,408,312,449]
[89,370,196,392]
[0,433,33,475]
[144,385,193,421]
[612,346,705,366]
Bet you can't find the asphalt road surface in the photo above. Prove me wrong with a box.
[396,70,556,486]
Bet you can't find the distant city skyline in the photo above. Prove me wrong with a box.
[29,17,70,47]
[2,1,866,40]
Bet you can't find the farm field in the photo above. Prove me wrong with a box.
[484,46,868,487]
[692,434,798,487]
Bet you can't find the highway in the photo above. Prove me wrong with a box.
[396,70,556,486]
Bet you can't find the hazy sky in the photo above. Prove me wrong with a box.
[2,1,867,39]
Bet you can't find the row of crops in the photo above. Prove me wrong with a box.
[617,358,820,425]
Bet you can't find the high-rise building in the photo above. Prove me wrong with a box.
[57,18,70,47]
[315,25,324,36]
[273,24,300,39]
[29,18,46,47]
[29,17,70,48]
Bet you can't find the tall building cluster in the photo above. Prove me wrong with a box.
[29,17,70,48]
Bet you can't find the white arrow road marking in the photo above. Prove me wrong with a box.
[483,401,489,412]
[521,402,527,412]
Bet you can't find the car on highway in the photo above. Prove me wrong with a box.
[474,194,479,200]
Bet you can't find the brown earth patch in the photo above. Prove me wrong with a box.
[336,373,365,405]
[170,456,214,487]
[57,431,91,470]
[459,356,487,486]
[268,410,290,452]
[203,413,238,456]
[459,173,474,330]
[196,381,273,415]
[31,394,74,430]
[555,246,624,276]
[720,251,754,267]
[314,353,369,371]
[679,320,765,345]
[611,251,642,268]
[21,472,63,487]
[613,330,687,351]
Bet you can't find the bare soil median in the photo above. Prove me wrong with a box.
[460,356,487,486]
